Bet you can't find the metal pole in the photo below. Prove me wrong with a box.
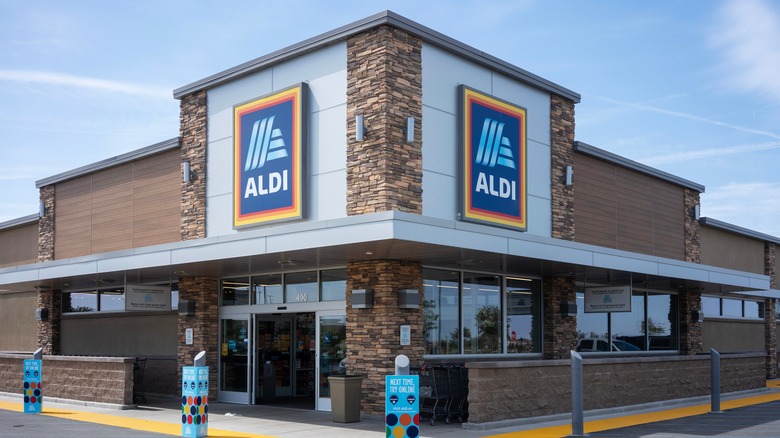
[571,351,585,436]
[711,348,722,413]
[395,354,410,376]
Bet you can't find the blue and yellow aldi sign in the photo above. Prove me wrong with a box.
[459,85,527,231]
[233,84,307,228]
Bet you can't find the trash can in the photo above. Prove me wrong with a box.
[328,375,364,423]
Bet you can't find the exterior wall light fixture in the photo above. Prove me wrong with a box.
[692,204,701,220]
[565,165,574,186]
[398,289,420,309]
[402,117,415,143]
[182,161,195,183]
[356,115,368,141]
[351,289,373,308]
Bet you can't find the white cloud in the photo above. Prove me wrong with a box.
[711,0,780,101]
[702,181,780,237]
[588,94,780,140]
[642,140,780,165]
[0,70,170,99]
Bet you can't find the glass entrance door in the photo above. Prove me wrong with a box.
[219,316,250,403]
[316,311,346,411]
[254,317,293,402]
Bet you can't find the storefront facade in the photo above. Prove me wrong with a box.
[0,11,778,424]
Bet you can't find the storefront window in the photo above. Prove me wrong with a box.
[253,274,282,304]
[611,294,645,350]
[99,288,125,312]
[576,290,678,352]
[221,278,250,306]
[702,296,720,316]
[462,273,501,354]
[423,270,460,355]
[722,298,742,318]
[320,269,346,301]
[505,277,541,353]
[285,271,318,304]
[744,300,762,319]
[63,291,98,313]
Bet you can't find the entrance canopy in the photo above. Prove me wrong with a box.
[0,211,772,298]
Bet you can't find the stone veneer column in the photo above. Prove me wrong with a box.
[36,290,60,354]
[678,287,703,355]
[684,188,701,264]
[180,90,208,240]
[346,260,424,415]
[765,242,777,378]
[37,185,55,262]
[346,25,422,215]
[177,277,218,400]
[550,95,575,241]
[542,277,577,359]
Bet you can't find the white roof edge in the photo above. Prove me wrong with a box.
[172,10,580,103]
[700,217,780,245]
[0,214,39,231]
[35,137,180,188]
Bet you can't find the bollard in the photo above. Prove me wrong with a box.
[182,351,209,438]
[395,354,410,376]
[23,347,44,414]
[711,348,722,413]
[570,350,585,437]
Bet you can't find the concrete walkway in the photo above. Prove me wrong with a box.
[1,380,779,437]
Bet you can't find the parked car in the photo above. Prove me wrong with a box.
[576,338,641,352]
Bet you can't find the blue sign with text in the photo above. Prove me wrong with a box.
[385,375,419,438]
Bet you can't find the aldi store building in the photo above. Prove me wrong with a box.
[0,11,778,425]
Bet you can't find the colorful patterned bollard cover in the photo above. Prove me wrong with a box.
[181,366,208,437]
[385,375,419,438]
[23,359,42,414]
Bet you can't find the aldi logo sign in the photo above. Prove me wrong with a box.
[233,84,306,228]
[459,85,527,230]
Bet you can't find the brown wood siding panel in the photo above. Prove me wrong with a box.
[131,150,180,248]
[55,176,93,259]
[0,223,38,267]
[574,153,687,260]
[700,227,765,273]
[52,150,181,259]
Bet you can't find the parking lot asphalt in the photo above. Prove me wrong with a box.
[1,380,779,437]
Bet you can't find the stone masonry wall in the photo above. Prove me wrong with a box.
[766,242,777,378]
[346,260,424,415]
[542,276,577,359]
[180,91,207,240]
[37,184,54,262]
[177,277,218,400]
[466,353,765,424]
[346,26,423,215]
[36,290,60,355]
[0,354,135,406]
[550,95,575,241]
[679,287,703,355]
[684,188,701,264]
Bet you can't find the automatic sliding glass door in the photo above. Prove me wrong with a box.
[316,311,346,411]
[218,316,251,404]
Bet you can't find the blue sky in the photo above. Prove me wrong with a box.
[1,0,778,237]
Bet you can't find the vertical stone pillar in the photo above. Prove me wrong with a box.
[37,185,55,262]
[550,96,575,241]
[177,277,218,400]
[346,26,423,215]
[36,290,60,355]
[678,288,703,355]
[346,260,423,415]
[684,189,701,264]
[542,276,577,359]
[180,90,208,241]
[765,242,777,378]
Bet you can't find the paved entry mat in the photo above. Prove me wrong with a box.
[588,400,780,438]
[0,408,172,438]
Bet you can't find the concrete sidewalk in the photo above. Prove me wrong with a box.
[1,381,780,437]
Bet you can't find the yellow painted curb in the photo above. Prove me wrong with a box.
[0,400,276,438]
[485,388,780,438]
